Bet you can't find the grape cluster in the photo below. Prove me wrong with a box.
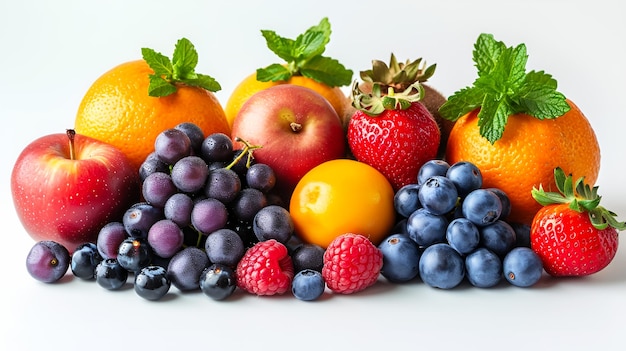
[380,159,543,289]
[79,122,295,300]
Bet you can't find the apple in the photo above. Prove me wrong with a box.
[11,129,140,252]
[231,85,346,204]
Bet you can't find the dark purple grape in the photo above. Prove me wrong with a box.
[117,237,152,273]
[123,202,164,238]
[97,222,128,259]
[164,193,193,227]
[230,148,256,181]
[191,198,229,235]
[147,219,184,258]
[134,265,171,301]
[26,241,70,283]
[252,205,294,244]
[246,163,276,193]
[231,188,267,222]
[167,247,210,291]
[139,152,169,182]
[204,228,245,267]
[154,128,191,165]
[291,243,325,273]
[175,122,205,155]
[95,258,128,290]
[71,242,103,280]
[201,132,233,163]
[199,264,236,300]
[142,172,178,208]
[204,167,241,204]
[171,156,209,193]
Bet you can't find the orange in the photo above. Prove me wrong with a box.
[224,71,350,128]
[75,60,231,171]
[445,99,600,225]
[289,158,396,248]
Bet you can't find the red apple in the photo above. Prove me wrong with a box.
[11,130,140,252]
[231,85,346,204]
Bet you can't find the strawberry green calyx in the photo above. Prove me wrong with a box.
[352,81,424,116]
[360,53,436,92]
[142,38,221,97]
[531,167,626,231]
[439,33,571,144]
[256,17,353,87]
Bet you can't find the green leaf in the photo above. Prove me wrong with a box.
[442,33,569,142]
[299,55,353,87]
[147,75,177,97]
[293,28,327,59]
[172,37,198,80]
[261,30,295,62]
[181,73,221,92]
[142,48,173,77]
[256,63,292,82]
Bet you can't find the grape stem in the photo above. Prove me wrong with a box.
[227,137,262,170]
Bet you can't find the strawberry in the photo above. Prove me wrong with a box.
[347,55,441,191]
[530,167,625,277]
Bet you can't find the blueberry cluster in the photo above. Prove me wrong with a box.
[65,123,302,301]
[379,160,543,289]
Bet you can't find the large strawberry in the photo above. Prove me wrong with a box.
[347,55,441,191]
[530,167,625,277]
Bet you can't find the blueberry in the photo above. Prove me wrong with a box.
[378,233,421,283]
[200,264,237,300]
[26,241,70,283]
[417,159,450,185]
[465,248,502,288]
[510,222,531,248]
[95,258,128,290]
[204,228,245,267]
[167,247,210,291]
[462,189,502,226]
[394,183,422,218]
[486,188,511,220]
[446,218,480,255]
[291,243,325,273]
[117,237,153,273]
[406,208,449,247]
[419,243,465,289]
[291,269,325,301]
[71,242,103,280]
[479,220,517,257]
[446,161,483,197]
[503,247,543,287]
[134,265,171,301]
[418,176,458,215]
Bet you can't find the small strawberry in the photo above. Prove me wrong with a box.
[322,233,383,294]
[530,167,625,277]
[347,55,440,191]
[236,239,294,295]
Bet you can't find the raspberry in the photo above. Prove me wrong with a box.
[236,239,294,296]
[322,233,383,294]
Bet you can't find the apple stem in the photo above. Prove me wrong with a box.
[290,122,303,133]
[66,129,76,160]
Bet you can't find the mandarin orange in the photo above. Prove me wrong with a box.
[224,72,350,128]
[445,99,600,225]
[75,59,230,171]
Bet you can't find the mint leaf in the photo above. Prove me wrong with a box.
[256,64,292,82]
[141,38,221,97]
[257,17,352,87]
[439,33,570,143]
[172,38,198,80]
[300,55,352,86]
[261,30,295,62]
[147,75,177,97]
[142,48,173,77]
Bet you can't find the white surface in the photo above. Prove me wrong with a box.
[1,1,625,350]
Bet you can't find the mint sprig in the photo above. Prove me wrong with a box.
[439,33,571,144]
[141,38,221,97]
[256,17,353,87]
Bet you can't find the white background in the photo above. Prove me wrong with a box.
[1,1,625,350]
